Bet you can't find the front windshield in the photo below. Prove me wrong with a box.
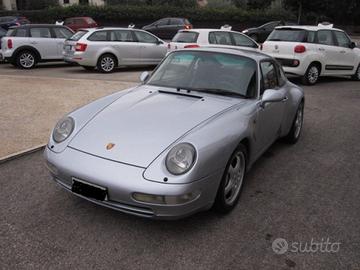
[147,51,258,98]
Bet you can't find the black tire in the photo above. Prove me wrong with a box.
[301,63,320,85]
[16,50,37,69]
[97,54,117,73]
[82,66,95,71]
[284,101,304,144]
[249,34,258,42]
[351,64,360,81]
[213,144,247,214]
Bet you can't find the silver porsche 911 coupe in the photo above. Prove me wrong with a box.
[44,47,304,219]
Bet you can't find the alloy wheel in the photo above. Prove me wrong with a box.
[294,104,304,139]
[307,66,319,84]
[100,57,115,72]
[19,53,35,68]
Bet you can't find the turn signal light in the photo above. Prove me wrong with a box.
[184,44,200,49]
[75,43,88,52]
[294,45,306,53]
[7,39,13,49]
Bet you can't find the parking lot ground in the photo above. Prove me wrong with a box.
[0,63,141,158]
[0,76,359,269]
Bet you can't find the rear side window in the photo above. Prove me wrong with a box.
[7,28,27,37]
[232,33,257,48]
[134,31,158,43]
[64,18,73,25]
[74,19,85,25]
[88,31,108,41]
[69,30,87,41]
[317,30,335,46]
[267,29,307,42]
[85,17,95,24]
[155,19,169,26]
[30,27,51,38]
[209,31,232,45]
[53,27,73,39]
[169,18,182,25]
[110,30,134,42]
[172,31,198,43]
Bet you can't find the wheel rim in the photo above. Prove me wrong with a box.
[294,104,303,139]
[19,53,35,68]
[308,66,319,84]
[224,151,245,205]
[357,66,360,79]
[101,57,115,72]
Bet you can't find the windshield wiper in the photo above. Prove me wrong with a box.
[190,88,248,98]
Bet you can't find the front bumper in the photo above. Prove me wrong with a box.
[44,146,221,219]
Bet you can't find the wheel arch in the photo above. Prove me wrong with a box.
[97,52,119,67]
[309,61,322,75]
[13,46,41,62]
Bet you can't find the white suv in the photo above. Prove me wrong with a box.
[262,25,360,85]
[1,24,74,69]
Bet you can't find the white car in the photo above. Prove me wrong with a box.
[262,25,360,85]
[1,24,74,68]
[168,28,260,52]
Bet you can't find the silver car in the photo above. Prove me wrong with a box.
[63,27,168,72]
[44,48,304,219]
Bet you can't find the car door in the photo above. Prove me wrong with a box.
[332,30,357,75]
[109,30,140,65]
[208,31,233,48]
[29,27,58,59]
[316,30,340,75]
[52,27,74,58]
[133,30,167,64]
[255,60,287,154]
[231,32,259,50]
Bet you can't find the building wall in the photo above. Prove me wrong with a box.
[2,0,17,10]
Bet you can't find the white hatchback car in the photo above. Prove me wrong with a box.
[168,28,260,52]
[262,25,360,85]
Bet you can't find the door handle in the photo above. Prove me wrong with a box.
[282,96,288,102]
[30,41,38,45]
[318,48,325,51]
[340,50,346,53]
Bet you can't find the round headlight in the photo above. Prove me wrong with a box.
[166,143,196,175]
[52,117,75,143]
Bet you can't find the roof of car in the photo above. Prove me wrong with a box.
[9,24,69,29]
[275,25,344,32]
[179,29,239,33]
[79,27,145,32]
[176,47,271,61]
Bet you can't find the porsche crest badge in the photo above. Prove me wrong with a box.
[106,143,115,150]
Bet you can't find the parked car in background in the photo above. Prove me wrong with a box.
[64,17,98,32]
[45,47,304,219]
[0,16,30,30]
[0,26,7,61]
[142,18,192,40]
[63,27,167,73]
[1,24,74,69]
[262,25,360,85]
[168,28,260,52]
[242,21,297,43]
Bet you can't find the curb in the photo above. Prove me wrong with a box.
[0,144,46,165]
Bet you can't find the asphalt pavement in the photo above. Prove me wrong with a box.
[0,76,360,269]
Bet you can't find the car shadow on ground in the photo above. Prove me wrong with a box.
[288,76,352,86]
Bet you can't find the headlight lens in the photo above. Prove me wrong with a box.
[52,117,75,143]
[166,143,196,175]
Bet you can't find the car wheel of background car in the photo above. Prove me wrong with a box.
[284,101,304,144]
[302,63,320,85]
[351,64,360,81]
[16,50,37,69]
[82,66,95,71]
[249,34,258,42]
[97,54,117,73]
[214,144,247,213]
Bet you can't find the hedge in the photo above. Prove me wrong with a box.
[0,5,293,27]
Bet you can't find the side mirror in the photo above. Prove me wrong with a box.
[140,71,150,83]
[350,42,357,49]
[260,89,285,108]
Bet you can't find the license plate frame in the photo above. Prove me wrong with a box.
[71,178,108,201]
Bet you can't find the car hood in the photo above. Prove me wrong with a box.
[69,86,241,167]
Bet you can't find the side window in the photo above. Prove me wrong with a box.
[30,28,51,38]
[260,61,278,95]
[15,28,27,37]
[156,19,169,26]
[134,31,158,43]
[169,18,182,25]
[317,30,335,46]
[276,62,286,86]
[334,31,351,48]
[74,19,85,25]
[88,31,108,41]
[64,18,73,25]
[232,33,257,48]
[53,27,73,39]
[208,32,232,45]
[307,31,316,43]
[110,30,134,42]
